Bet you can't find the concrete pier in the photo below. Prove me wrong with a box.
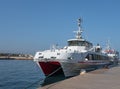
[39,65,120,89]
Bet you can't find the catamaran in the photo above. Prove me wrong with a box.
[34,18,119,77]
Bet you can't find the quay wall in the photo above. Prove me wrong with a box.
[39,65,120,89]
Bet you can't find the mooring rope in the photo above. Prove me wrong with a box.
[46,67,62,78]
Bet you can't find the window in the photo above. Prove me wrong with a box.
[86,54,94,60]
[68,40,93,47]
[57,53,60,55]
[39,53,42,55]
[51,56,56,59]
[89,55,92,60]
[68,41,85,46]
[39,56,44,58]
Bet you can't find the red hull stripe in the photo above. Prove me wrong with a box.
[39,61,60,76]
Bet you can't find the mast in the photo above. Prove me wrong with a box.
[106,40,111,50]
[74,18,83,39]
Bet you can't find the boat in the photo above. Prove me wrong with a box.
[34,18,117,77]
[103,41,119,65]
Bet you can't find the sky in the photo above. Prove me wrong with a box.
[0,0,120,54]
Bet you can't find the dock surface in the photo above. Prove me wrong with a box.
[39,65,120,89]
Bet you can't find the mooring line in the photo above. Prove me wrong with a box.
[46,67,62,78]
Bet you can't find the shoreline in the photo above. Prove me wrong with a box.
[0,56,33,60]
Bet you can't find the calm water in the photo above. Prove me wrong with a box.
[0,59,45,89]
[1,59,117,89]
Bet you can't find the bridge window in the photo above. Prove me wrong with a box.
[68,40,93,47]
[68,41,86,46]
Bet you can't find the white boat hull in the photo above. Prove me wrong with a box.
[60,61,110,77]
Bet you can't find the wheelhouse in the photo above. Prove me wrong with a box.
[68,39,93,48]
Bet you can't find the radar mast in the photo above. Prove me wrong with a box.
[74,18,83,39]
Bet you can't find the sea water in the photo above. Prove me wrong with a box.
[0,59,45,89]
